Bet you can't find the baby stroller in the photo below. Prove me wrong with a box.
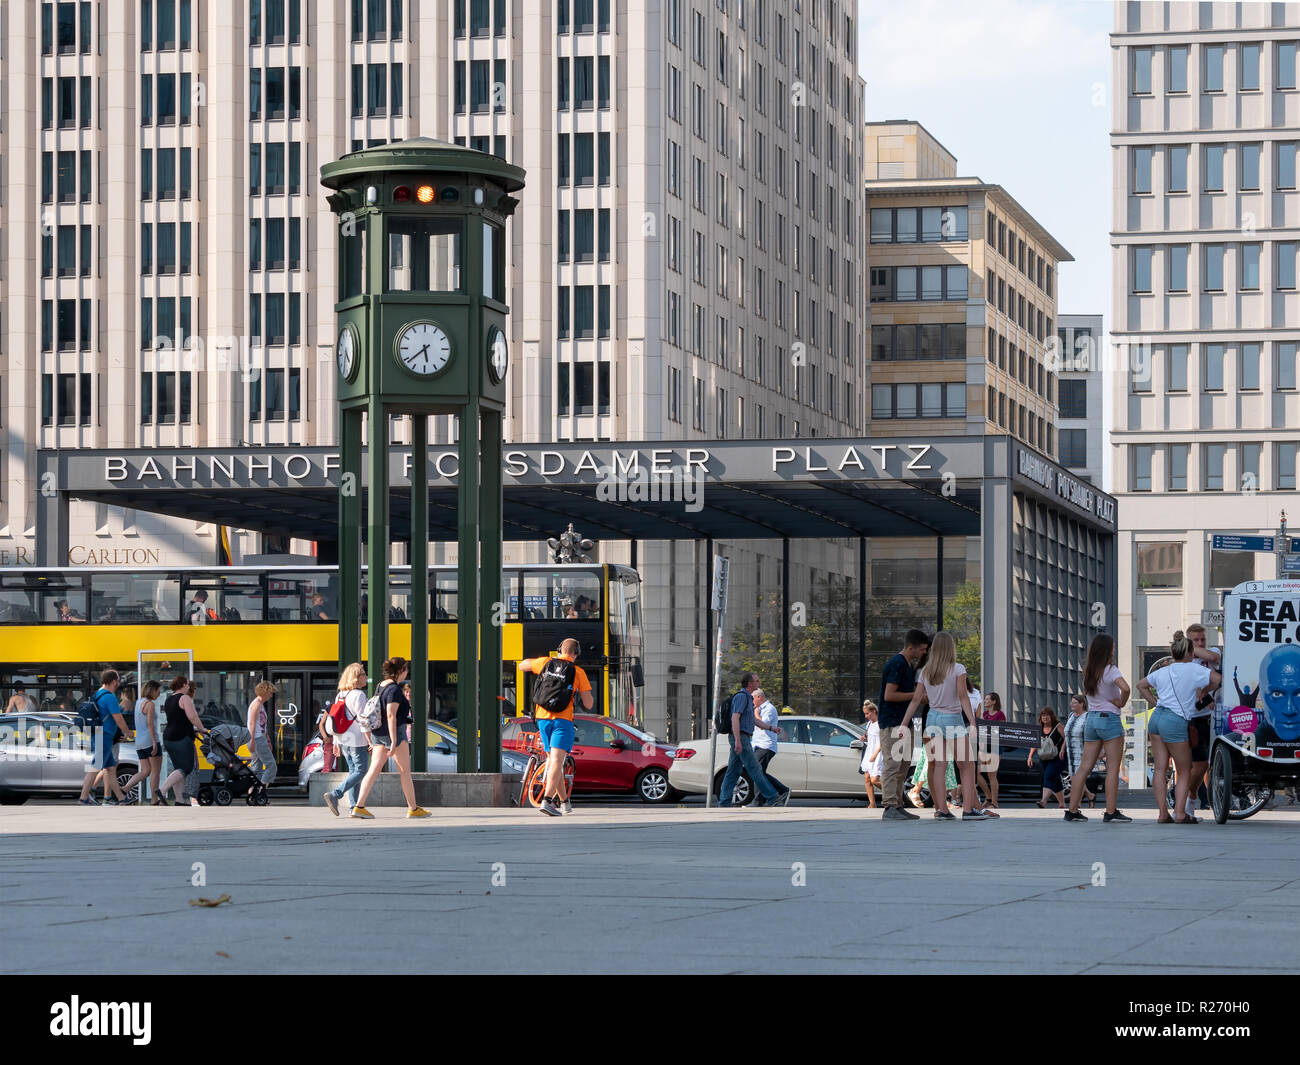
[198,724,270,806]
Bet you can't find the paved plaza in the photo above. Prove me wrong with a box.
[2,800,1298,975]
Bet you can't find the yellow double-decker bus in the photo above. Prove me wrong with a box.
[0,562,644,779]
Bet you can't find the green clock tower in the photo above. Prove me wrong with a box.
[321,138,525,775]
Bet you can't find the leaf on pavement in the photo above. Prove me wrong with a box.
[189,894,232,908]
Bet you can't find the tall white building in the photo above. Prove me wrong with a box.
[1111,1,1300,680]
[0,1,868,739]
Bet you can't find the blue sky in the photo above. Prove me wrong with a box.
[858,0,1114,329]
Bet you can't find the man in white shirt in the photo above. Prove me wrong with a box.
[747,688,786,806]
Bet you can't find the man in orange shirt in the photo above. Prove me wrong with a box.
[520,638,592,816]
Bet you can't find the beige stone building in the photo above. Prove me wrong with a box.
[864,121,1072,596]
[0,0,868,742]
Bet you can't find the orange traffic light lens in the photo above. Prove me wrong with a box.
[416,184,435,203]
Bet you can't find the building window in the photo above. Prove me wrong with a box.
[1241,244,1261,290]
[1204,344,1225,390]
[1131,246,1152,293]
[1241,43,1261,91]
[1168,443,1188,491]
[1211,549,1254,589]
[1203,44,1224,92]
[1132,147,1153,194]
[1277,342,1298,389]
[1058,378,1087,418]
[1277,242,1297,290]
[1203,145,1225,192]
[1241,143,1261,190]
[1137,542,1183,589]
[1241,443,1262,490]
[1132,47,1152,94]
[1168,44,1188,92]
[1166,344,1188,391]
[1059,428,1087,468]
[1278,143,1297,189]
[1167,145,1188,192]
[1133,444,1153,491]
[1203,245,1224,292]
[1280,443,1300,490]
[1239,343,1261,390]
[1203,444,1227,490]
[1168,244,1189,292]
[1279,41,1298,90]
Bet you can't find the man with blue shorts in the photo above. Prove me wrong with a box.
[78,670,134,806]
[521,638,591,816]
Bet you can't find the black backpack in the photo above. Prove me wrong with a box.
[532,658,577,715]
[74,699,101,729]
[714,691,744,736]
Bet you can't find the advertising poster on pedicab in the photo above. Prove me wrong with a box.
[1221,580,1300,760]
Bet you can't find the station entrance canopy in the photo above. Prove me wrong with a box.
[34,435,1118,718]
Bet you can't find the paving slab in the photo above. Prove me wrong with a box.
[1,803,1298,974]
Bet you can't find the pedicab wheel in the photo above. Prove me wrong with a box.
[214,787,233,807]
[197,787,215,806]
[1211,743,1232,824]
[1228,784,1272,820]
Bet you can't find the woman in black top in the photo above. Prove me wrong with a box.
[1028,706,1067,809]
[159,675,208,806]
[350,657,429,819]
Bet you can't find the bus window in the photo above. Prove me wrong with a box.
[90,573,181,623]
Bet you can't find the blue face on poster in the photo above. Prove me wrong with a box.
[1259,644,1300,742]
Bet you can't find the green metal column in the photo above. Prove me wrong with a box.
[410,416,429,773]
[479,408,503,772]
[366,398,389,691]
[456,406,481,772]
[338,406,363,671]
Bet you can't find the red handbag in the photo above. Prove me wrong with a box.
[326,697,353,735]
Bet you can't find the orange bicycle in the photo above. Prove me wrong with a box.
[516,729,576,808]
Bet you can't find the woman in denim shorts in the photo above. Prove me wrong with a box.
[1065,634,1132,823]
[1137,631,1220,824]
[899,631,994,822]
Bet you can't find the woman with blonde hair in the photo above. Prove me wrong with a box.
[899,632,990,821]
[323,661,371,816]
[246,680,278,787]
[1136,630,1220,824]
[122,680,164,804]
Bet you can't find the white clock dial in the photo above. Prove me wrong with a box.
[396,322,451,377]
[489,329,508,383]
[337,327,356,380]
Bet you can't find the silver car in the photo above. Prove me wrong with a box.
[297,721,529,786]
[668,715,868,803]
[0,713,141,805]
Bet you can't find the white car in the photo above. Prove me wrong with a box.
[668,716,868,803]
[298,722,528,786]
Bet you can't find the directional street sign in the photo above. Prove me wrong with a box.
[1282,554,1300,575]
[1201,609,1225,627]
[1212,534,1275,552]
[711,555,730,612]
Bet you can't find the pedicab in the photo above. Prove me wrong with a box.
[1209,579,1300,823]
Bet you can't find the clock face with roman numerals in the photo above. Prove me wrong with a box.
[395,321,452,377]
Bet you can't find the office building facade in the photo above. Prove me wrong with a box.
[1111,1,1300,680]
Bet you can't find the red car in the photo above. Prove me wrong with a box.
[501,714,680,803]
